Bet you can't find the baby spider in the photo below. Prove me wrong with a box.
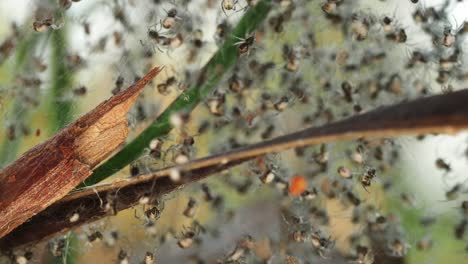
[177,221,204,249]
[442,26,456,47]
[387,238,409,257]
[161,8,182,30]
[183,197,198,218]
[146,28,170,52]
[226,235,254,262]
[435,158,451,172]
[233,34,255,55]
[221,0,240,16]
[311,231,335,258]
[360,168,376,192]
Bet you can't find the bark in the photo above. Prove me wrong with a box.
[0,66,162,239]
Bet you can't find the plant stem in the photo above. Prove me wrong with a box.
[4,88,468,248]
[49,29,74,133]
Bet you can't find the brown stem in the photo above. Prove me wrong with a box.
[0,67,163,239]
[2,89,468,249]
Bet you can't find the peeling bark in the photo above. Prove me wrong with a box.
[0,66,163,239]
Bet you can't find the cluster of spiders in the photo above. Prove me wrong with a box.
[1,0,468,263]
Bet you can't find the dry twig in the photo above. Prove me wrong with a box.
[2,88,468,249]
[0,67,163,239]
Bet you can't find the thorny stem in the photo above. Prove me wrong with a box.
[3,88,468,249]
[80,0,273,187]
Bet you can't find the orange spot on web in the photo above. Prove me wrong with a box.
[289,175,307,196]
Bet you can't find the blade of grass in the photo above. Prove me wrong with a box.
[48,29,74,133]
[0,33,41,167]
[80,0,273,187]
[4,88,468,248]
[47,232,78,264]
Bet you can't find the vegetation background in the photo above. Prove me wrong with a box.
[0,0,467,263]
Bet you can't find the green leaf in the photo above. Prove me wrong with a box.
[80,0,273,187]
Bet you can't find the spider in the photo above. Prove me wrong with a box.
[233,34,255,55]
